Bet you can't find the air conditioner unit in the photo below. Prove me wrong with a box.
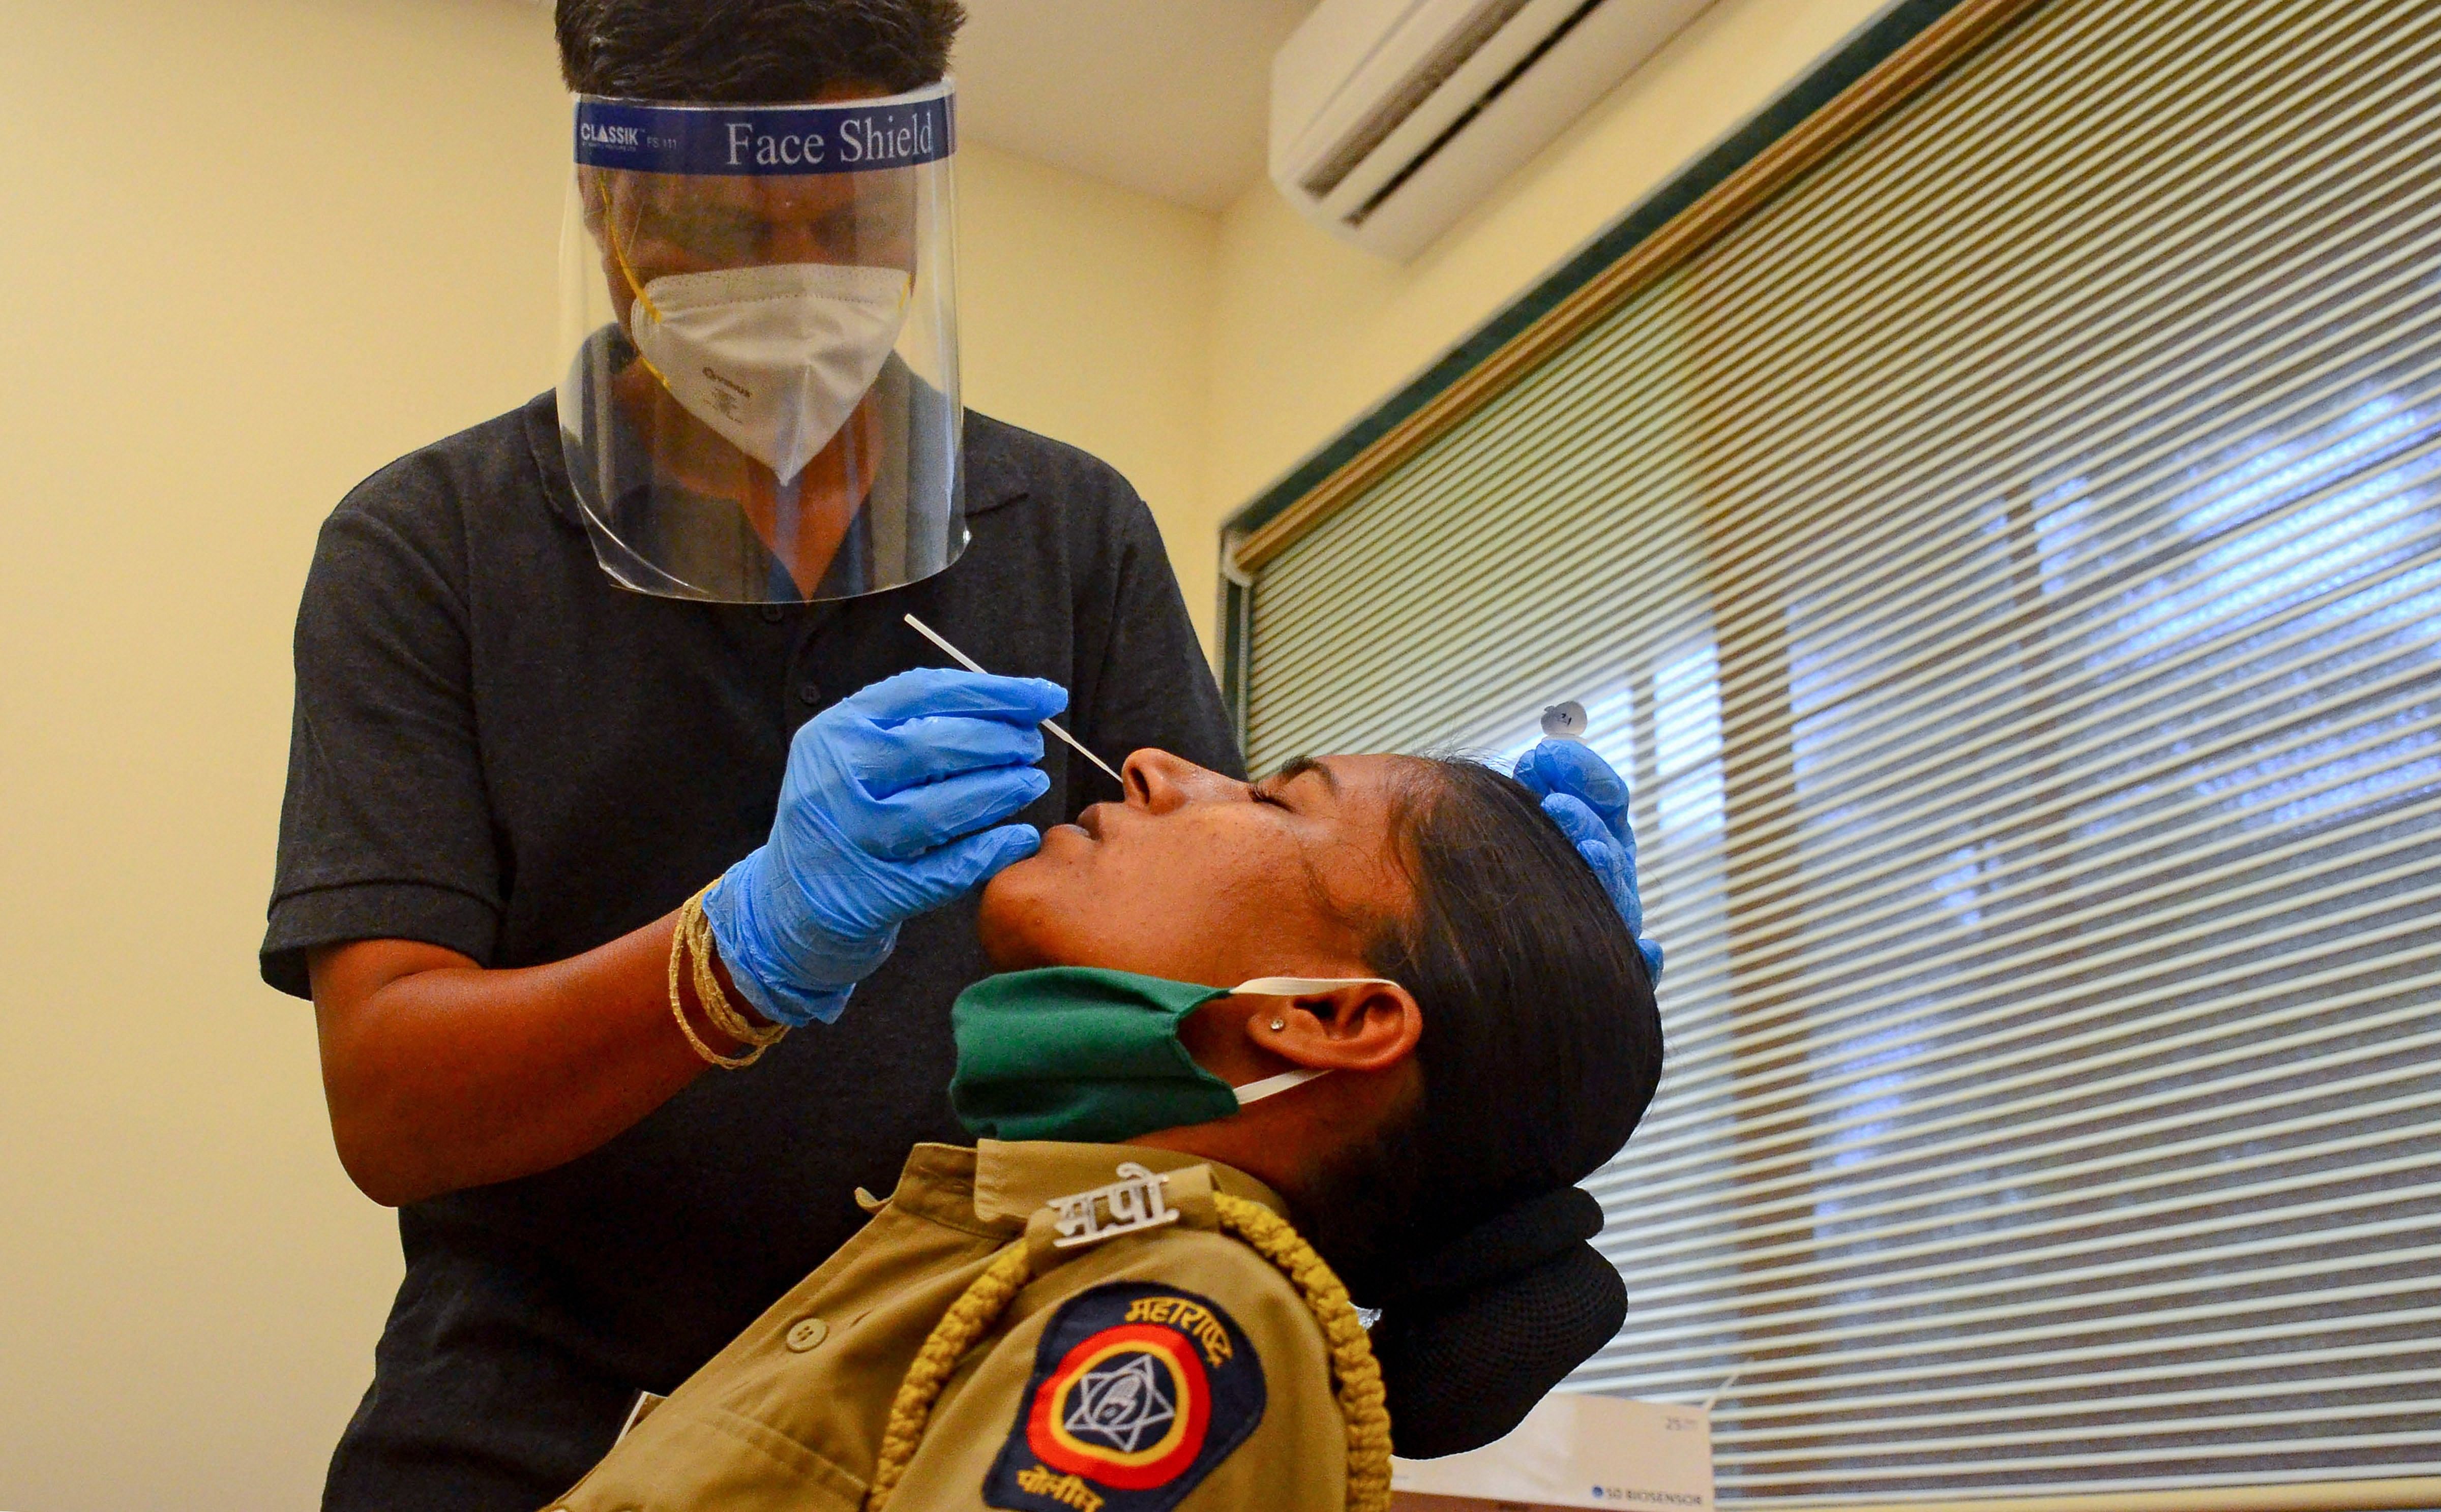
[1270,0,1717,260]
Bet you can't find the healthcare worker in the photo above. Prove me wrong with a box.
[263,3,1656,1508]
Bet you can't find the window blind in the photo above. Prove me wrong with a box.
[1233,0,2441,1503]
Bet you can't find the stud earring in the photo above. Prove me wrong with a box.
[1268,1018,1287,1032]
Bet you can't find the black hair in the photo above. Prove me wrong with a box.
[556,0,965,102]
[1293,757,1663,1305]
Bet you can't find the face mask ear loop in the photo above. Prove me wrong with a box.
[1233,1067,1330,1107]
[1230,976,1400,996]
[597,179,670,386]
[1223,977,1400,1109]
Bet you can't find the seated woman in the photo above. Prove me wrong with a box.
[544,745,1662,1512]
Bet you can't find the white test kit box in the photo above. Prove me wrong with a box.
[1389,1393,1713,1512]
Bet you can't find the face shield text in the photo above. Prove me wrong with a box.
[718,112,940,173]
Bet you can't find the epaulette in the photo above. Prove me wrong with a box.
[860,1161,1392,1512]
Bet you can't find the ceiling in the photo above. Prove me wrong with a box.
[951,0,1319,212]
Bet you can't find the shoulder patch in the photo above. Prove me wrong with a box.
[985,1281,1266,1512]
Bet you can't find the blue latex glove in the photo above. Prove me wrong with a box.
[1514,739,1664,984]
[704,668,1068,1026]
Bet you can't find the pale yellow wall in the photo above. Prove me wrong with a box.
[0,3,1210,1507]
[1200,0,1896,523]
[0,2,562,1506]
[958,142,1220,644]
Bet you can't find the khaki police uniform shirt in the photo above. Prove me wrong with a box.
[545,1141,1351,1512]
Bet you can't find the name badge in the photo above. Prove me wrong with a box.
[1046,1162,1180,1250]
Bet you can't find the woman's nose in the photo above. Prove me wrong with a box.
[1121,748,1218,814]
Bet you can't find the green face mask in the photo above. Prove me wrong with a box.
[948,966,1397,1144]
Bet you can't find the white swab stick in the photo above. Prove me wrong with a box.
[902,613,1126,785]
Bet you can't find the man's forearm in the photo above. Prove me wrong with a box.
[310,915,760,1205]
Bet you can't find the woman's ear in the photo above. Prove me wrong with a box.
[1245,981,1421,1074]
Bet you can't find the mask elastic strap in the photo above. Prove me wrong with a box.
[1224,976,1401,1109]
[599,184,662,323]
[1234,1067,1328,1106]
[595,180,672,386]
[1230,976,1399,996]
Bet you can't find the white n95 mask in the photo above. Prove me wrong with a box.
[624,261,911,481]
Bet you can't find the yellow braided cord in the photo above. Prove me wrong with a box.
[865,1242,1035,1512]
[862,1198,1391,1512]
[1213,1194,1394,1512]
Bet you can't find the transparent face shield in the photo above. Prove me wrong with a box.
[557,82,963,603]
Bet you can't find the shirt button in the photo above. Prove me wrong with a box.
[797,682,823,707]
[786,1316,829,1352]
[760,606,785,623]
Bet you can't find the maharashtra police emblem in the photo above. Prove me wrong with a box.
[1064,1352,1177,1451]
[986,1282,1266,1512]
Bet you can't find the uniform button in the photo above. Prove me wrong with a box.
[786,1316,830,1352]
[797,682,823,707]
[760,605,786,623]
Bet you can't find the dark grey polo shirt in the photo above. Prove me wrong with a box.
[264,391,1240,1511]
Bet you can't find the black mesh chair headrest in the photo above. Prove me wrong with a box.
[1369,1187,1627,1459]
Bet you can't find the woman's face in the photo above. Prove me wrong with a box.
[977,749,1420,987]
